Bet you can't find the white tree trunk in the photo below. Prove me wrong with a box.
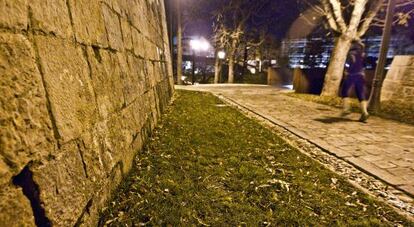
[228,39,238,83]
[321,36,353,96]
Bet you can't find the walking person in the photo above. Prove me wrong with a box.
[340,40,370,122]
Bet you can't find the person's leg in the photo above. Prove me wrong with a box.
[355,75,369,122]
[340,77,352,116]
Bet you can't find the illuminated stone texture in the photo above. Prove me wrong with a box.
[0,0,173,225]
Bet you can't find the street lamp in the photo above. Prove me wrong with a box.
[218,50,226,60]
[190,38,210,84]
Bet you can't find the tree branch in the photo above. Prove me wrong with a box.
[328,0,348,32]
[322,0,341,32]
[357,0,383,37]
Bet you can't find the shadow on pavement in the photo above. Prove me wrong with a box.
[314,117,356,124]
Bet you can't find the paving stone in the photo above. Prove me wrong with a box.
[399,185,414,197]
[374,160,398,169]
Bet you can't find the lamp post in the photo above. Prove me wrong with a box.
[368,0,396,112]
[176,0,183,85]
[190,39,210,84]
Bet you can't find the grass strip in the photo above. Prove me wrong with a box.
[99,90,412,226]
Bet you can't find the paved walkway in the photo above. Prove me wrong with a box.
[177,84,414,196]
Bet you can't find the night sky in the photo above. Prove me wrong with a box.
[165,0,302,40]
[164,0,414,46]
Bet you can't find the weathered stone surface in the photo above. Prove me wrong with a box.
[121,0,142,30]
[0,0,173,225]
[382,55,414,104]
[102,4,123,50]
[77,162,123,226]
[0,0,27,30]
[131,27,144,57]
[106,108,138,166]
[120,18,133,50]
[0,33,55,177]
[125,53,144,103]
[86,47,124,119]
[68,0,108,46]
[102,0,121,14]
[33,141,93,226]
[35,36,98,143]
[29,0,73,38]
[0,186,35,226]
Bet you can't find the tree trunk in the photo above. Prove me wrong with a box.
[321,36,352,96]
[241,45,248,82]
[176,0,183,85]
[214,52,221,84]
[228,39,238,83]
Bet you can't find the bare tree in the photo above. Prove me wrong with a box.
[213,0,279,83]
[318,0,383,96]
[307,0,414,96]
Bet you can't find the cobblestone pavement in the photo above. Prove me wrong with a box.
[177,84,414,197]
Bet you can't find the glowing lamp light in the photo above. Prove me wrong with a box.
[190,39,210,51]
[218,51,226,59]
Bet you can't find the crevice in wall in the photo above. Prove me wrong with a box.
[76,142,89,178]
[65,0,76,42]
[80,44,101,120]
[73,198,93,227]
[12,165,52,227]
[91,46,103,63]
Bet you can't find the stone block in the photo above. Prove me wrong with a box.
[102,4,123,50]
[120,18,133,50]
[76,129,107,182]
[126,53,144,100]
[105,113,136,170]
[0,0,28,30]
[392,55,414,66]
[76,162,123,226]
[33,141,93,226]
[102,0,121,14]
[68,0,108,46]
[131,27,144,57]
[122,0,141,29]
[86,47,125,119]
[35,36,98,143]
[0,33,55,176]
[382,55,414,104]
[116,52,140,105]
[0,186,35,226]
[29,0,73,38]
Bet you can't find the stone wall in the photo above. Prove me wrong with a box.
[381,55,414,105]
[0,0,173,226]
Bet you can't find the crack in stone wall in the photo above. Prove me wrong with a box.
[0,0,174,225]
[12,165,52,227]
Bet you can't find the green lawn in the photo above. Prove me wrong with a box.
[286,93,414,125]
[99,90,411,226]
